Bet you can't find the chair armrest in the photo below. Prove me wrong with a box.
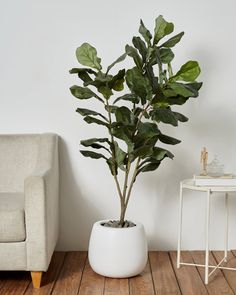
[24,134,59,271]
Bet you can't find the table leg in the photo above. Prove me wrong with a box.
[224,193,229,261]
[205,189,211,284]
[177,183,183,268]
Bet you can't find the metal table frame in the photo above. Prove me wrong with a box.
[177,179,236,284]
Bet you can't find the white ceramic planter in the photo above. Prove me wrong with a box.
[88,220,147,278]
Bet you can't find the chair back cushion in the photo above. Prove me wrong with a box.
[0,134,40,192]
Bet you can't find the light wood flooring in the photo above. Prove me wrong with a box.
[1,251,236,294]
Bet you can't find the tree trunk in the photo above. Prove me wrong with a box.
[119,201,127,226]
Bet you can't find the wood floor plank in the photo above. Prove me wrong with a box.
[191,251,234,295]
[24,251,66,295]
[78,258,105,295]
[129,259,155,295]
[52,252,87,295]
[149,251,181,295]
[0,271,30,295]
[104,277,129,295]
[170,251,208,295]
[212,251,236,292]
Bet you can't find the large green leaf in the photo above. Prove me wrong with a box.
[184,82,203,97]
[132,36,147,61]
[69,68,97,75]
[115,106,131,124]
[80,150,107,160]
[76,43,102,70]
[106,157,118,175]
[80,138,110,146]
[170,61,201,82]
[70,85,96,100]
[163,82,195,97]
[139,19,152,46]
[152,147,174,160]
[138,161,161,173]
[81,138,111,154]
[76,108,108,121]
[126,67,152,104]
[108,69,125,91]
[84,116,109,127]
[173,112,188,122]
[159,134,181,145]
[166,95,188,105]
[154,15,174,45]
[130,145,153,161]
[114,142,127,170]
[125,45,143,70]
[106,53,127,74]
[160,32,184,48]
[137,122,160,138]
[113,94,140,104]
[159,48,174,64]
[111,124,134,151]
[98,86,113,99]
[151,108,178,126]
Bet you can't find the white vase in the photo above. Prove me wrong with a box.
[88,220,148,278]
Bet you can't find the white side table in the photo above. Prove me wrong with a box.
[177,179,236,284]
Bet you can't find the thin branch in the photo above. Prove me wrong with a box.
[125,157,141,208]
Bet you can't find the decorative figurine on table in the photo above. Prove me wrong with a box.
[200,147,208,175]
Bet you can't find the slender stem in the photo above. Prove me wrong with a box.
[122,160,131,201]
[125,157,141,208]
[104,100,123,202]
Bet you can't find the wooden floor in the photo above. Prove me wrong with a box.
[1,251,236,294]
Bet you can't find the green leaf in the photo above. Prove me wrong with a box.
[113,94,140,104]
[139,162,160,173]
[130,145,153,161]
[114,142,127,170]
[160,32,184,48]
[115,106,131,124]
[106,157,118,175]
[151,108,178,126]
[76,43,102,70]
[139,19,152,46]
[137,122,160,138]
[111,125,134,151]
[163,82,195,97]
[159,134,181,145]
[126,67,152,104]
[69,68,97,75]
[132,36,147,61]
[184,82,203,97]
[80,150,107,160]
[81,138,111,153]
[98,86,113,99]
[84,116,108,127]
[154,15,174,45]
[105,105,118,113]
[152,147,174,160]
[159,48,174,64]
[80,138,110,146]
[170,61,201,82]
[125,45,143,70]
[108,69,125,91]
[106,53,127,74]
[76,108,108,121]
[165,95,188,105]
[70,85,96,100]
[173,112,188,122]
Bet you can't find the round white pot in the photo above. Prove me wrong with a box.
[88,220,147,278]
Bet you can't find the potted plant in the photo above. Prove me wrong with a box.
[70,15,202,278]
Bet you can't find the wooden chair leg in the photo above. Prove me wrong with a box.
[31,271,43,288]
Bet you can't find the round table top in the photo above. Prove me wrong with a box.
[181,179,236,192]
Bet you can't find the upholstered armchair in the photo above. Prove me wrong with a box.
[0,133,59,288]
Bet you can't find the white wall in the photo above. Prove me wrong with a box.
[1,0,236,251]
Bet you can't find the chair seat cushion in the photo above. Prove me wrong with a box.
[0,193,26,242]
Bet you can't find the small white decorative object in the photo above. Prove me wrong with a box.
[206,155,224,177]
[88,220,147,278]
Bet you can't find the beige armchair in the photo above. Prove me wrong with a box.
[0,133,59,288]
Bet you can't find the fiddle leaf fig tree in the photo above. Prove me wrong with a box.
[70,16,202,227]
